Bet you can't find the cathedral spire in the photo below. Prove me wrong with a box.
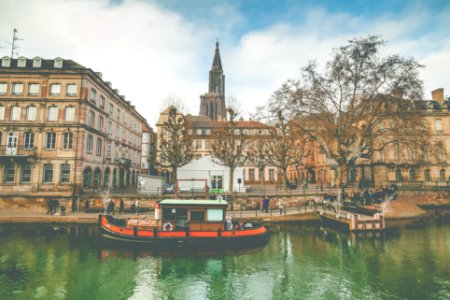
[211,40,223,72]
[200,41,227,121]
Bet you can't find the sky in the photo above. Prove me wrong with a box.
[0,0,449,125]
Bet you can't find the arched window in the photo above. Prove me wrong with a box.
[83,168,92,188]
[26,105,37,121]
[104,168,110,188]
[10,105,20,120]
[424,169,431,181]
[47,106,58,121]
[93,168,101,188]
[439,169,446,181]
[65,106,75,121]
[409,169,417,182]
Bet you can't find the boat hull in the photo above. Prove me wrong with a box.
[99,215,269,250]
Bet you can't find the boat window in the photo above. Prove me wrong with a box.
[207,209,223,221]
[190,211,205,222]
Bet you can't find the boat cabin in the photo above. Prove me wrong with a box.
[157,199,228,231]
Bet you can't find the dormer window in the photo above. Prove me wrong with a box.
[54,57,63,68]
[1,56,11,67]
[33,57,42,68]
[17,57,27,67]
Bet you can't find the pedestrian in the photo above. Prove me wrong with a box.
[135,199,140,215]
[119,198,124,215]
[53,199,59,215]
[278,198,285,215]
[226,216,232,230]
[266,197,270,213]
[47,199,54,215]
[84,199,90,213]
[60,204,66,216]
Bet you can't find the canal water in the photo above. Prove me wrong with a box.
[0,220,449,300]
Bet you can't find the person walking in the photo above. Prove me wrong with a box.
[46,199,54,215]
[278,198,285,215]
[135,199,140,215]
[53,199,59,215]
[60,204,66,216]
[119,198,124,215]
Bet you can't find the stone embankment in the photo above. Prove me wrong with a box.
[0,191,448,225]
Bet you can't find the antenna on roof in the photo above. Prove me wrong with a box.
[5,29,25,59]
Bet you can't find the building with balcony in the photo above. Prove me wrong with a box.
[0,56,149,209]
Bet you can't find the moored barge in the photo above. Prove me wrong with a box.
[99,199,268,249]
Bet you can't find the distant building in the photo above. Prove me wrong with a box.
[141,120,156,175]
[0,56,150,209]
[199,41,227,122]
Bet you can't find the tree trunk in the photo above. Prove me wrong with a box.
[282,167,288,190]
[172,166,177,183]
[229,167,235,193]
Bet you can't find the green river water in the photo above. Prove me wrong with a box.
[0,220,449,300]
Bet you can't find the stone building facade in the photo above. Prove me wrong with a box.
[0,56,148,209]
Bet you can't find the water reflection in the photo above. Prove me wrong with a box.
[0,221,449,299]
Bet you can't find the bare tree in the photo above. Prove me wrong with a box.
[158,107,193,183]
[160,94,190,115]
[246,135,272,192]
[271,36,430,195]
[211,109,247,193]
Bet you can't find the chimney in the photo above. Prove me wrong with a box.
[432,88,444,102]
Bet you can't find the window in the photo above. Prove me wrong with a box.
[195,140,202,150]
[205,129,211,135]
[98,116,104,131]
[63,132,73,150]
[196,129,202,135]
[24,132,34,149]
[0,105,4,120]
[435,119,442,133]
[269,169,275,181]
[207,209,223,221]
[26,106,37,121]
[10,106,20,120]
[86,135,93,154]
[64,106,75,121]
[46,132,56,149]
[107,120,112,134]
[12,83,24,95]
[1,57,11,67]
[4,165,15,183]
[90,89,97,102]
[106,143,111,158]
[440,169,446,181]
[60,164,71,183]
[99,96,105,108]
[17,57,26,67]
[66,84,77,96]
[424,169,431,181]
[211,175,223,189]
[33,57,42,68]
[116,125,120,138]
[190,211,206,222]
[48,106,58,121]
[96,138,102,156]
[0,83,7,95]
[109,103,113,114]
[249,169,255,181]
[27,83,40,96]
[21,164,31,183]
[43,164,53,183]
[50,83,61,95]
[117,108,120,121]
[89,111,95,126]
[54,58,63,68]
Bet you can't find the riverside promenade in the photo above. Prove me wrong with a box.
[0,195,445,225]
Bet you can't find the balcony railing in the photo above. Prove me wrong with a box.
[0,146,37,156]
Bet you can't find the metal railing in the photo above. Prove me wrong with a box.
[0,145,37,156]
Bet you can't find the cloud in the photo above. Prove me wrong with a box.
[0,0,448,126]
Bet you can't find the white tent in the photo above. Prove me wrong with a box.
[177,155,245,193]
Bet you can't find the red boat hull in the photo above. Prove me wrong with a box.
[99,214,269,249]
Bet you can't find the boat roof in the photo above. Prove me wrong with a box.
[159,199,228,206]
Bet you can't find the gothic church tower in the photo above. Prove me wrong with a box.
[199,41,227,121]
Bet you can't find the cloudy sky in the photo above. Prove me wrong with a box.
[1,0,449,125]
